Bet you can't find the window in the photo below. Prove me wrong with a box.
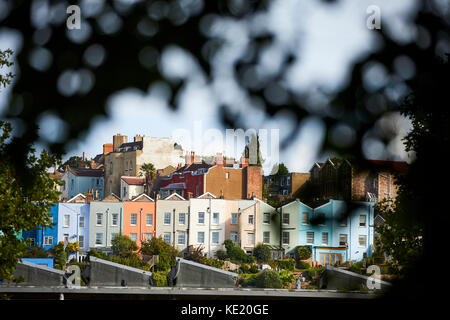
[163,232,171,244]
[322,232,328,245]
[130,233,137,242]
[198,212,205,224]
[123,187,127,198]
[111,213,119,226]
[287,176,291,185]
[130,213,137,226]
[231,213,238,225]
[230,232,239,244]
[226,172,229,179]
[359,235,367,247]
[306,232,314,244]
[212,232,219,244]
[96,178,100,186]
[198,231,205,244]
[96,213,103,225]
[248,215,254,224]
[146,214,153,226]
[280,178,285,186]
[339,214,347,227]
[109,181,112,194]
[178,232,186,245]
[247,233,255,245]
[79,216,85,228]
[144,233,153,241]
[263,231,270,244]
[111,233,118,241]
[282,232,290,245]
[63,215,70,227]
[44,236,53,246]
[71,179,74,190]
[125,161,128,171]
[302,212,309,225]
[63,234,69,243]
[79,235,84,248]
[318,213,326,226]
[95,233,103,246]
[359,215,367,227]
[263,213,270,224]
[339,234,348,247]
[195,184,199,197]
[30,238,36,247]
[282,213,290,225]
[164,212,171,225]
[129,161,132,171]
[109,162,113,174]
[178,213,185,225]
[213,212,219,224]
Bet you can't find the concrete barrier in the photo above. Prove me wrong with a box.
[87,256,153,287]
[172,258,238,288]
[2,260,66,287]
[321,265,392,292]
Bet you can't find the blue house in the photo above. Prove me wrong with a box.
[22,203,59,251]
[60,168,104,201]
[298,200,374,265]
[58,195,90,261]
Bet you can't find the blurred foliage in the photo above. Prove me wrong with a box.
[0,49,14,88]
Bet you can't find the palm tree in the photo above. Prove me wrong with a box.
[139,163,155,195]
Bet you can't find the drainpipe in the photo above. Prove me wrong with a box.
[208,198,211,257]
[105,208,109,251]
[140,208,143,246]
[76,213,80,262]
[173,208,176,247]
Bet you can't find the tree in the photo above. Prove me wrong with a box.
[222,240,255,264]
[58,156,82,171]
[140,236,180,271]
[255,269,283,289]
[253,243,271,263]
[139,163,156,195]
[0,49,14,88]
[51,241,81,270]
[111,234,138,258]
[22,246,49,259]
[0,120,61,281]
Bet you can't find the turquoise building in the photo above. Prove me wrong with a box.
[61,168,104,201]
[298,200,374,265]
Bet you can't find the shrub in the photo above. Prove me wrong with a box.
[111,234,138,258]
[249,264,259,274]
[222,240,255,264]
[215,249,227,260]
[23,246,48,258]
[152,271,168,286]
[273,258,296,271]
[350,261,364,275]
[298,261,311,270]
[88,249,108,260]
[240,264,249,273]
[140,236,180,271]
[255,270,283,288]
[294,246,311,268]
[278,270,295,288]
[253,243,271,263]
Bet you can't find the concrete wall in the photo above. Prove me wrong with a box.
[9,261,65,286]
[321,265,391,291]
[173,258,238,288]
[88,257,153,287]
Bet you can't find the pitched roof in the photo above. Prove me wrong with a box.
[132,193,154,202]
[70,168,104,177]
[67,193,87,203]
[161,182,186,190]
[174,161,213,174]
[164,193,186,200]
[103,193,121,202]
[117,141,143,152]
[197,192,217,199]
[121,176,146,185]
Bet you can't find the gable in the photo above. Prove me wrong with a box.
[164,193,186,201]
[103,193,121,202]
[67,193,86,203]
[132,193,154,202]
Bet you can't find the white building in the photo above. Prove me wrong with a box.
[120,176,145,200]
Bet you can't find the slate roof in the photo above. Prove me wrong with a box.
[70,168,104,177]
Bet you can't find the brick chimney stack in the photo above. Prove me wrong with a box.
[113,133,128,152]
[216,152,224,167]
[103,143,113,155]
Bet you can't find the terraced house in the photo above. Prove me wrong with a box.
[88,194,123,252]
[155,193,190,253]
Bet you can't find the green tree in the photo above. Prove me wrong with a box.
[253,243,271,263]
[111,234,138,258]
[294,245,312,267]
[0,121,61,281]
[222,240,255,264]
[140,236,180,271]
[139,163,156,195]
[58,156,82,171]
[0,49,14,88]
[23,246,49,258]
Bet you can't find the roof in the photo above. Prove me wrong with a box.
[161,182,186,190]
[197,192,217,199]
[67,193,87,203]
[164,193,186,200]
[366,159,408,174]
[117,141,143,152]
[70,168,104,177]
[173,161,213,175]
[89,256,152,276]
[121,176,146,186]
[132,193,154,202]
[103,193,121,202]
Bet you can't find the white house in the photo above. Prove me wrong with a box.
[120,176,145,200]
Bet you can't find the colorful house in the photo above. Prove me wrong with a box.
[155,193,190,253]
[58,194,90,260]
[278,200,301,257]
[122,193,156,248]
[238,199,259,255]
[258,200,283,259]
[298,199,375,265]
[60,167,104,201]
[22,203,59,251]
[88,194,123,253]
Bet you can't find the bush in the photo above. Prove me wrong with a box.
[350,261,364,275]
[23,246,48,258]
[273,258,296,271]
[249,264,259,274]
[294,246,311,268]
[88,249,108,260]
[215,249,227,260]
[255,270,283,288]
[298,261,311,270]
[253,244,271,263]
[140,236,180,271]
[278,270,295,288]
[152,271,168,286]
[111,234,138,257]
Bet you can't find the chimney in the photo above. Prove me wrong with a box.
[240,157,249,168]
[113,134,128,152]
[95,189,99,200]
[156,194,161,200]
[187,192,192,200]
[82,152,85,162]
[103,143,113,155]
[90,159,95,169]
[134,134,143,142]
[216,152,224,167]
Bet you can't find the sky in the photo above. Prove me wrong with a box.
[0,0,419,174]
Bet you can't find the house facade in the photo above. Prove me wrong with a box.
[189,194,226,258]
[120,176,145,200]
[263,172,310,202]
[22,203,59,251]
[60,167,104,201]
[279,200,301,257]
[258,200,282,259]
[155,193,190,253]
[88,195,124,252]
[298,199,375,265]
[122,194,156,248]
